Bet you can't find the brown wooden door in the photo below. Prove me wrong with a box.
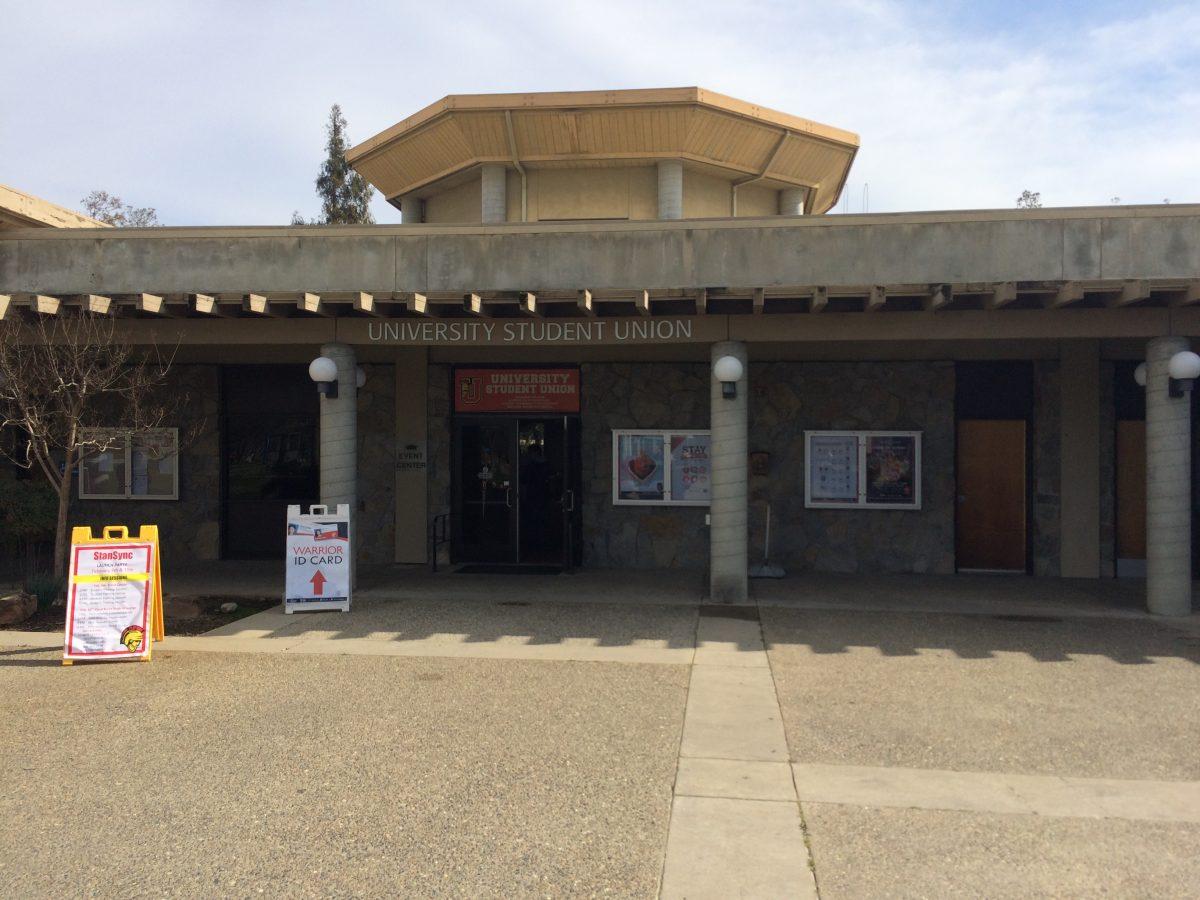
[956,420,1027,571]
[1116,420,1146,560]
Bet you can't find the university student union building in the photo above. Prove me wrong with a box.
[2,88,1198,612]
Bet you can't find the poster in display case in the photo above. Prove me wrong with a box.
[612,430,711,505]
[805,431,921,509]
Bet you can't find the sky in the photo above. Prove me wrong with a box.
[2,0,1197,225]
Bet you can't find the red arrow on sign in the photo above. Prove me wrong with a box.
[310,570,327,596]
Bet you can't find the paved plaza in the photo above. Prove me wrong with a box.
[1,573,1198,897]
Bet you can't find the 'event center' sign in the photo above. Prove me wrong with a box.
[357,317,722,346]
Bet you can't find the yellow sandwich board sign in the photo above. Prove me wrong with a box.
[63,525,164,665]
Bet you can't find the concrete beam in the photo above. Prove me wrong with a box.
[353,292,377,316]
[243,293,273,316]
[985,282,1017,310]
[406,293,428,316]
[1107,280,1148,308]
[925,284,951,312]
[865,286,886,312]
[5,208,1199,297]
[577,289,594,317]
[79,294,112,314]
[31,294,59,315]
[1170,283,1200,307]
[1047,282,1084,309]
[135,293,165,315]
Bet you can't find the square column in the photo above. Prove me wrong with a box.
[710,342,748,603]
[1145,336,1193,616]
[481,164,507,224]
[1059,341,1101,577]
[320,342,357,582]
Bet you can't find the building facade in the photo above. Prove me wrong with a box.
[2,89,1197,611]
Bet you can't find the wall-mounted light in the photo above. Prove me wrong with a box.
[1168,350,1200,398]
[713,355,744,400]
[356,365,366,389]
[1132,352,1200,398]
[308,356,338,398]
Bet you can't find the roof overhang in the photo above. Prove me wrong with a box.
[346,87,860,215]
[0,184,109,230]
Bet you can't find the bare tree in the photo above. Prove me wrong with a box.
[1016,190,1042,209]
[81,190,160,227]
[0,313,180,578]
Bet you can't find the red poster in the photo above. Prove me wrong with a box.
[454,368,580,413]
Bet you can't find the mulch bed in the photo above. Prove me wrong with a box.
[0,596,279,636]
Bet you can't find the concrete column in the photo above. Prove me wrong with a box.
[779,188,807,216]
[1145,336,1193,616]
[400,194,422,224]
[320,342,357,579]
[481,164,507,224]
[1059,341,1101,578]
[657,160,684,220]
[710,341,749,602]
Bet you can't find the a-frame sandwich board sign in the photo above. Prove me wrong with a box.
[63,525,164,665]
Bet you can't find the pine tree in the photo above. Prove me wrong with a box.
[312,104,375,224]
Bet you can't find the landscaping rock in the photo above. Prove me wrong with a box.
[163,596,202,619]
[219,602,237,613]
[0,591,37,626]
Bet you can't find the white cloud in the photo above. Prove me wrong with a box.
[1,0,1196,222]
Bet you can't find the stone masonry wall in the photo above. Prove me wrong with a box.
[747,361,956,574]
[72,365,221,566]
[580,360,956,574]
[580,363,711,568]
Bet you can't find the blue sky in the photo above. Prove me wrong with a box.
[2,0,1197,224]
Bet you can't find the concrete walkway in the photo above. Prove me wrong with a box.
[3,573,1198,897]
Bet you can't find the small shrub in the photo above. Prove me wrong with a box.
[24,572,63,611]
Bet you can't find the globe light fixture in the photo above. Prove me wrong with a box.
[356,365,367,389]
[308,356,338,398]
[713,355,744,399]
[1133,362,1147,387]
[1168,350,1200,398]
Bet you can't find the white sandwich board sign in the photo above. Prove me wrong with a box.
[284,504,351,614]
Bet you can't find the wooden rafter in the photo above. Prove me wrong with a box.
[809,286,828,313]
[406,292,428,316]
[32,294,60,315]
[1047,282,1084,309]
[635,290,650,316]
[520,292,538,316]
[464,293,484,316]
[577,289,594,317]
[353,292,377,315]
[752,288,765,314]
[695,288,707,315]
[298,292,322,315]
[985,283,1017,310]
[865,286,886,312]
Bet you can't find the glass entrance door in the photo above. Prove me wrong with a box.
[453,418,519,562]
[453,415,582,567]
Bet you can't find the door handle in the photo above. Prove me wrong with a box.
[505,487,513,509]
[564,489,575,512]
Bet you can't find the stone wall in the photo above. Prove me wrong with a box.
[1031,361,1061,576]
[747,361,956,574]
[579,360,956,574]
[357,364,395,565]
[71,365,221,566]
[580,363,711,568]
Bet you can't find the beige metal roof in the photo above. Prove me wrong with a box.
[346,88,860,215]
[0,184,109,230]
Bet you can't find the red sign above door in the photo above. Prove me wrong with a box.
[454,368,580,414]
